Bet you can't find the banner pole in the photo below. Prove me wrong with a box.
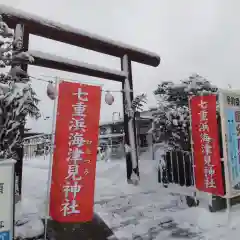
[188,96,198,205]
[218,90,232,222]
[44,77,59,240]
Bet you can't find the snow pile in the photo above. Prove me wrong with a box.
[15,199,44,239]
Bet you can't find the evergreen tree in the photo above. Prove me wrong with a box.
[153,73,217,151]
[0,16,40,159]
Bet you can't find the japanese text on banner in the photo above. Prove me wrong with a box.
[49,81,101,223]
[190,95,224,196]
[198,99,216,189]
[61,88,91,217]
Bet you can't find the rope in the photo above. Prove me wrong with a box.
[28,74,134,93]
[1,70,134,93]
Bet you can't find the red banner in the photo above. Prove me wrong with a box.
[49,81,101,222]
[190,95,224,196]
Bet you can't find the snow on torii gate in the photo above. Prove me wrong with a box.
[0,4,161,183]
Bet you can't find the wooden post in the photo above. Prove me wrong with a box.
[12,23,29,201]
[121,55,139,183]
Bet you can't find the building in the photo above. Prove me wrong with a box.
[22,108,158,160]
[99,109,155,159]
[23,133,52,158]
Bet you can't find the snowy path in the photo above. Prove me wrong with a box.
[18,157,240,239]
[95,190,200,239]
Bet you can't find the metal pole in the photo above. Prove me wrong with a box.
[12,160,16,240]
[218,90,232,223]
[151,120,154,160]
[188,96,198,204]
[44,78,59,240]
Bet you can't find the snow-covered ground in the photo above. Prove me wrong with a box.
[15,149,240,239]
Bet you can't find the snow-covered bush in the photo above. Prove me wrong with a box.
[0,16,40,159]
[153,74,218,151]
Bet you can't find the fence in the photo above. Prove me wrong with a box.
[23,142,51,160]
[23,137,195,189]
[23,134,52,160]
[157,150,195,190]
[23,141,124,161]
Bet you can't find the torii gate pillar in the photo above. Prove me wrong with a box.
[121,55,139,182]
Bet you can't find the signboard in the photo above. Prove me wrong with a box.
[49,81,101,222]
[190,95,224,196]
[219,89,240,197]
[0,160,15,240]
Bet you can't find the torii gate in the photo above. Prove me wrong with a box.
[0,4,160,189]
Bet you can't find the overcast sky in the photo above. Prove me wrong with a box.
[3,0,240,133]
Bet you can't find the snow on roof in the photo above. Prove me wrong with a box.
[140,115,154,120]
[148,106,158,110]
[23,133,48,140]
[99,117,152,127]
[140,108,158,119]
[99,133,124,139]
[99,120,124,126]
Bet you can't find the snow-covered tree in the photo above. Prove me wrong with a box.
[153,74,218,151]
[132,93,147,117]
[123,93,147,119]
[0,16,40,159]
